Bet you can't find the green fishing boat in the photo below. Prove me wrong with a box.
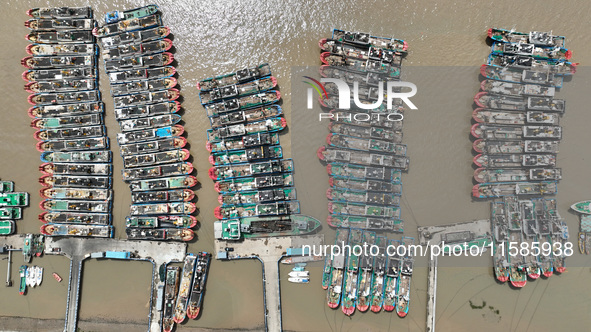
[0,207,22,220]
[23,234,33,263]
[19,265,27,295]
[214,215,321,240]
[105,5,159,24]
[0,220,15,235]
[0,181,14,193]
[0,192,29,207]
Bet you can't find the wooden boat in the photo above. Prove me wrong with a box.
[329,177,402,194]
[121,162,193,181]
[206,132,279,153]
[329,122,402,142]
[120,137,186,156]
[204,91,281,117]
[25,18,93,30]
[116,125,183,145]
[329,202,400,218]
[128,175,197,192]
[39,175,111,188]
[480,79,555,97]
[114,100,180,120]
[163,266,180,332]
[319,42,403,66]
[197,63,271,91]
[28,91,100,106]
[326,133,406,155]
[40,150,111,163]
[111,76,176,96]
[209,105,282,129]
[472,139,559,154]
[214,201,300,219]
[131,189,194,204]
[209,159,293,181]
[215,174,293,194]
[491,42,571,60]
[0,207,21,220]
[209,146,283,166]
[108,66,175,84]
[26,43,96,56]
[472,181,558,198]
[341,229,362,315]
[527,97,566,112]
[129,202,195,216]
[39,162,111,176]
[126,227,194,241]
[356,232,376,312]
[41,224,113,238]
[487,28,566,47]
[186,252,211,319]
[101,39,173,60]
[317,146,409,170]
[34,125,104,141]
[100,26,170,48]
[327,188,400,206]
[119,114,181,132]
[173,255,197,323]
[21,55,94,69]
[327,163,401,183]
[218,187,296,206]
[331,29,408,52]
[126,215,197,228]
[571,201,591,214]
[23,67,96,82]
[200,76,277,105]
[26,30,94,43]
[36,137,108,152]
[39,187,111,200]
[92,14,162,37]
[487,54,577,75]
[123,149,189,168]
[206,117,286,142]
[474,167,561,183]
[480,65,563,87]
[28,101,103,118]
[113,89,179,108]
[472,109,559,125]
[105,52,174,73]
[319,65,385,86]
[320,53,401,78]
[26,78,97,93]
[104,5,159,24]
[473,153,556,168]
[39,211,110,224]
[27,7,92,19]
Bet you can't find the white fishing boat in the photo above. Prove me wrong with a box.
[288,277,309,283]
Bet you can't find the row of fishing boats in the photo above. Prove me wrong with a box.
[0,180,29,235]
[490,196,568,287]
[93,5,197,241]
[18,265,44,295]
[471,28,576,199]
[162,252,211,332]
[316,29,408,233]
[24,7,115,238]
[322,228,414,317]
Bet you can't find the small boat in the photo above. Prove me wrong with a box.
[472,181,558,198]
[129,202,196,216]
[317,146,409,170]
[215,174,293,194]
[26,43,96,56]
[39,187,111,200]
[327,215,403,232]
[19,266,27,295]
[472,109,559,125]
[487,28,566,47]
[186,252,212,319]
[329,122,402,142]
[36,266,43,286]
[327,188,400,206]
[319,65,385,86]
[0,220,15,235]
[40,150,111,163]
[116,125,184,145]
[163,266,180,332]
[0,208,22,220]
[102,39,173,60]
[214,201,300,219]
[474,167,560,183]
[100,26,170,49]
[214,215,321,240]
[21,55,95,69]
[395,259,413,317]
[28,90,100,107]
[41,223,113,238]
[26,30,94,44]
[319,42,403,66]
[39,175,111,189]
[480,65,563,87]
[490,42,571,60]
[114,101,180,120]
[31,114,103,129]
[173,255,197,323]
[105,52,174,73]
[110,77,177,96]
[480,79,555,97]
[39,199,110,213]
[0,192,29,207]
[209,146,283,166]
[209,105,282,129]
[218,187,296,206]
[320,53,401,78]
[0,181,14,193]
[200,76,278,105]
[197,63,271,91]
[126,215,197,228]
[571,201,591,214]
[331,29,408,52]
[39,211,110,225]
[23,67,96,82]
[28,102,104,119]
[326,133,407,155]
[329,176,402,194]
[36,137,108,152]
[487,54,577,75]
[108,66,176,84]
[329,202,400,218]
[121,162,193,182]
[472,139,559,154]
[114,89,179,108]
[128,175,197,192]
[209,159,293,181]
[206,117,286,142]
[92,14,162,37]
[288,277,309,283]
[34,125,104,141]
[204,91,281,117]
[104,5,159,24]
[27,7,92,19]
[327,163,401,183]
[52,272,62,282]
[206,132,280,153]
[120,137,186,157]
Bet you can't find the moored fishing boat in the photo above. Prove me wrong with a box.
[319,65,384,86]
[26,30,94,43]
[108,66,175,84]
[473,139,559,154]
[119,113,181,132]
[39,174,111,188]
[29,90,100,107]
[126,227,194,241]
[28,101,103,119]
[326,133,407,155]
[215,174,293,194]
[472,109,559,125]
[329,202,400,219]
[121,162,193,181]
[27,7,92,19]
[204,91,281,117]
[126,215,197,228]
[206,117,286,142]
[104,4,159,24]
[327,228,349,308]
[41,150,111,163]
[128,175,197,192]
[369,236,387,312]
[317,146,409,170]
[474,167,561,183]
[0,220,15,235]
[480,64,563,87]
[487,28,566,47]
[396,258,413,317]
[213,215,321,240]
[23,67,96,82]
[186,252,211,319]
[327,163,401,183]
[209,105,282,129]
[34,125,104,141]
[322,228,335,289]
[197,63,271,91]
[92,14,162,37]
[129,202,195,216]
[102,39,172,60]
[41,223,113,237]
[0,207,22,220]
[320,53,401,78]
[487,53,577,75]
[21,55,95,69]
[113,89,179,108]
[114,100,180,120]
[173,254,197,323]
[39,187,111,200]
[39,211,110,225]
[23,234,33,262]
[472,181,558,198]
[206,132,279,153]
[319,43,403,66]
[110,77,176,96]
[26,43,96,56]
[163,266,180,332]
[40,199,110,213]
[209,159,293,181]
[199,76,277,105]
[19,266,27,295]
[327,188,400,206]
[25,78,96,94]
[329,122,402,142]
[331,29,408,52]
[214,201,300,219]
[100,26,170,49]
[341,229,362,316]
[119,137,186,156]
[218,187,296,206]
[31,114,103,129]
[329,177,402,194]
[116,125,183,145]
[123,148,188,168]
[327,215,403,232]
[356,231,376,312]
[571,201,591,214]
[490,42,571,60]
[0,192,29,207]
[209,146,283,166]
[105,52,174,73]
[473,153,556,168]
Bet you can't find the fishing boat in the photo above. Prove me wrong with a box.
[197,63,271,91]
[206,133,278,154]
[487,28,566,47]
[473,153,556,168]
[472,181,558,198]
[19,266,27,295]
[356,231,376,312]
[474,167,561,183]
[131,189,194,204]
[215,174,294,194]
[329,122,402,142]
[487,54,576,75]
[126,215,197,228]
[119,112,182,132]
[396,258,413,317]
[100,26,170,48]
[474,92,526,111]
[0,220,15,235]
[209,159,293,181]
[186,252,211,319]
[116,125,183,145]
[317,146,409,170]
[26,43,96,56]
[29,90,100,106]
[28,101,104,119]
[111,77,177,96]
[327,163,401,183]
[319,44,403,66]
[322,242,334,290]
[214,215,321,240]
[199,76,277,105]
[115,101,179,121]
[214,201,299,219]
[0,181,14,193]
[34,235,44,257]
[209,146,283,166]
[472,109,559,125]
[319,65,385,86]
[218,187,296,206]
[0,207,22,220]
[108,66,175,84]
[508,231,527,287]
[204,91,281,117]
[490,42,571,60]
[23,66,96,82]
[102,39,173,60]
[53,272,62,282]
[104,5,159,24]
[123,149,189,168]
[128,175,197,192]
[113,89,179,109]
[173,254,197,323]
[341,229,362,316]
[34,125,103,142]
[331,29,408,52]
[27,7,92,19]
[31,114,103,129]
[92,14,162,37]
[39,174,111,188]
[25,79,96,93]
[121,162,193,181]
[120,137,186,156]
[0,192,29,207]
[369,236,387,312]
[472,139,559,155]
[320,53,401,78]
[129,202,195,216]
[327,215,404,233]
[329,177,402,194]
[126,227,194,241]
[491,207,509,284]
[571,201,591,214]
[40,199,110,213]
[105,52,174,72]
[320,88,404,109]
[163,266,180,332]
[21,54,95,69]
[326,133,407,155]
[39,187,111,200]
[39,211,110,225]
[26,30,94,43]
[329,110,404,130]
[480,65,563,87]
[206,117,286,142]
[41,224,113,238]
[327,188,400,206]
[22,234,33,263]
[36,136,107,152]
[209,105,282,129]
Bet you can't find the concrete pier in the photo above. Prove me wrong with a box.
[5,249,12,287]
